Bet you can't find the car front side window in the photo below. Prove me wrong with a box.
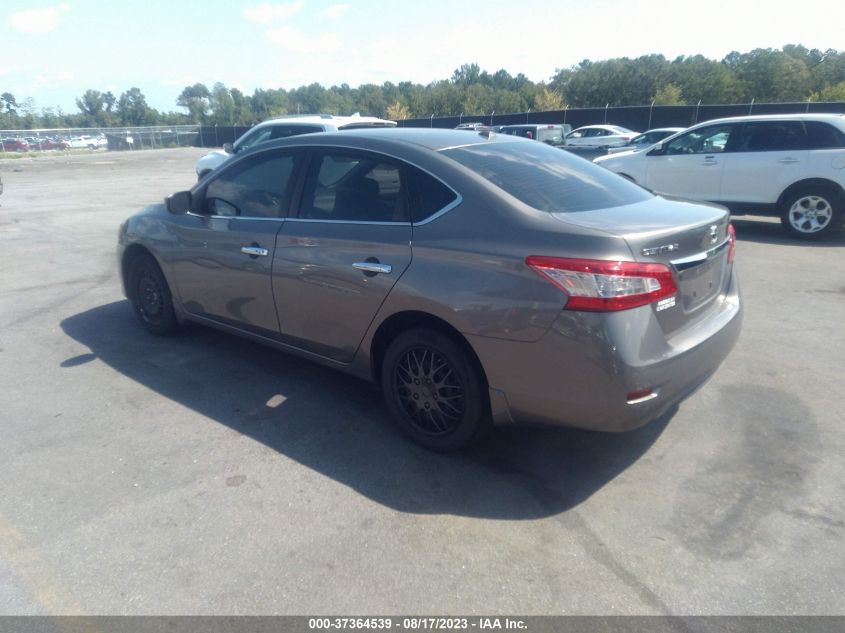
[203,150,299,218]
[664,124,735,155]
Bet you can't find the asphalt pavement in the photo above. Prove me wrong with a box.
[0,148,843,615]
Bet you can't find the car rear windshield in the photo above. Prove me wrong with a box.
[442,141,652,212]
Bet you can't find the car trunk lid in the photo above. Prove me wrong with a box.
[552,196,732,331]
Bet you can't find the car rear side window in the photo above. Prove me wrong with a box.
[406,168,458,222]
[204,150,299,218]
[734,121,808,152]
[805,121,845,149]
[443,141,652,213]
[298,151,409,222]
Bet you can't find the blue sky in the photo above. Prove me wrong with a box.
[2,0,842,114]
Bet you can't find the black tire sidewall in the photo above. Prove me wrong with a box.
[128,254,177,335]
[780,188,843,240]
[381,329,487,452]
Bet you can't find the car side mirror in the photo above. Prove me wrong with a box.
[647,142,666,156]
[165,191,192,214]
[223,142,234,153]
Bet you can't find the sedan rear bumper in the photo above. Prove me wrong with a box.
[471,269,742,432]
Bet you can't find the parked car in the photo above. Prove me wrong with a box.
[1,138,30,152]
[455,122,486,131]
[196,113,397,179]
[498,124,572,146]
[40,137,71,150]
[120,129,741,450]
[605,127,685,154]
[68,135,107,149]
[594,114,845,239]
[565,125,639,148]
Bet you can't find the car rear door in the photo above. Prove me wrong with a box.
[170,147,302,335]
[272,148,413,362]
[644,123,737,202]
[719,120,809,205]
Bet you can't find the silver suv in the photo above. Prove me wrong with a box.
[195,114,397,178]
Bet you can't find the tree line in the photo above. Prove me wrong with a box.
[2,45,845,131]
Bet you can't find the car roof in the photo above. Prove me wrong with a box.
[254,113,396,129]
[574,124,626,131]
[691,113,845,127]
[501,123,566,129]
[244,127,524,153]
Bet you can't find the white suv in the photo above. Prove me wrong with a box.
[594,114,845,239]
[195,113,397,178]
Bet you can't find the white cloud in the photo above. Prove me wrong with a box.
[244,0,303,24]
[319,3,349,20]
[9,3,70,34]
[266,26,340,53]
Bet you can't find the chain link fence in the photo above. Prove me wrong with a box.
[0,125,200,154]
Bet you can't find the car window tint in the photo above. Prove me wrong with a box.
[734,121,807,152]
[407,168,458,223]
[443,140,652,213]
[237,128,274,151]
[271,125,323,139]
[665,124,734,154]
[805,121,845,149]
[537,127,565,145]
[299,152,408,222]
[204,151,298,218]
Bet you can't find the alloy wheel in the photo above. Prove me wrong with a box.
[788,195,833,234]
[394,347,465,436]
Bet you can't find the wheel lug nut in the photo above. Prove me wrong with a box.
[413,393,419,400]
[424,403,430,409]
[433,394,438,400]
[414,379,420,385]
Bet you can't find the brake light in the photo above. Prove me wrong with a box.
[727,223,736,264]
[525,256,678,312]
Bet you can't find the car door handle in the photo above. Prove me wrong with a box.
[702,156,718,165]
[779,157,800,164]
[352,262,392,274]
[241,246,269,257]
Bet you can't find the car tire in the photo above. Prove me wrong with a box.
[381,329,490,452]
[780,187,843,240]
[128,253,178,335]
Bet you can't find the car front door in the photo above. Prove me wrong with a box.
[644,123,737,202]
[170,148,302,335]
[273,149,413,362]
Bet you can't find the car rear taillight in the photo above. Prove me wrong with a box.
[525,256,678,312]
[727,223,736,264]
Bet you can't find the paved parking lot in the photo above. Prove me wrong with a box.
[0,148,843,615]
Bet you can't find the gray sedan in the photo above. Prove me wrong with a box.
[118,129,741,450]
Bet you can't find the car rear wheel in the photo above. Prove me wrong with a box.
[381,329,489,451]
[128,253,178,335]
[780,189,842,239]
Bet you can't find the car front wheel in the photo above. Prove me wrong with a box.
[128,253,178,335]
[381,329,489,451]
[780,189,843,239]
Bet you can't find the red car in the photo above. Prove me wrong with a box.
[1,138,30,152]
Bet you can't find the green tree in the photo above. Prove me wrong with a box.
[2,92,18,115]
[652,83,686,105]
[210,83,235,124]
[75,89,108,126]
[177,83,212,122]
[810,80,845,101]
[117,87,152,126]
[386,101,410,120]
[533,87,565,111]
